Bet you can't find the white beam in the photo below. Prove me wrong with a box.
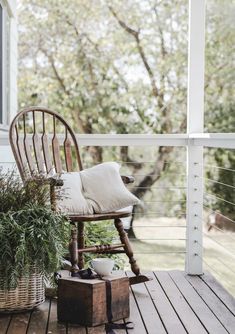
[186,0,206,275]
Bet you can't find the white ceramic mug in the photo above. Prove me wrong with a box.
[91,258,114,276]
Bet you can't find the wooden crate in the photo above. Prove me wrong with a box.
[57,274,130,326]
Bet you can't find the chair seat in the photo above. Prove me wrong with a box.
[69,211,131,222]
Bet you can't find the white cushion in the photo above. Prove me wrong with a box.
[57,172,93,215]
[80,162,139,213]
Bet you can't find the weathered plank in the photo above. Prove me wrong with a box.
[86,325,106,334]
[27,299,50,334]
[170,271,228,334]
[126,288,147,334]
[186,274,235,333]
[145,271,186,334]
[67,323,87,334]
[127,272,166,334]
[47,299,66,334]
[0,314,11,334]
[155,271,207,334]
[7,312,31,334]
[200,271,235,315]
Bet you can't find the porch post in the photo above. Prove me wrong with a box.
[186,0,206,275]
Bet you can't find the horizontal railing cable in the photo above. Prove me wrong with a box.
[203,177,235,190]
[132,186,186,190]
[143,200,186,203]
[197,236,235,274]
[203,232,235,260]
[129,238,186,241]
[132,251,186,254]
[203,164,235,173]
[133,173,187,177]
[206,224,235,243]
[131,225,186,228]
[131,215,186,218]
[91,238,186,242]
[202,204,235,224]
[210,256,235,276]
[205,193,235,206]
[118,160,186,165]
[198,254,235,287]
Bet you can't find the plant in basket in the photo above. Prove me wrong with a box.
[0,168,69,312]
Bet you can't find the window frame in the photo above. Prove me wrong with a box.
[0,0,10,130]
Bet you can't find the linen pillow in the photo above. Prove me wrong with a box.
[57,172,93,215]
[80,162,140,213]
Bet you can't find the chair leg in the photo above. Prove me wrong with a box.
[69,227,79,273]
[114,218,140,276]
[77,222,85,269]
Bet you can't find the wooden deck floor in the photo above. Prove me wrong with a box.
[0,271,235,334]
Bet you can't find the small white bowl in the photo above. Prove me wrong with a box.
[91,258,114,276]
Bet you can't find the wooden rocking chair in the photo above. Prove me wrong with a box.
[9,106,149,285]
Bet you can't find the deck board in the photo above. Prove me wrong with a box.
[200,271,235,315]
[7,313,31,334]
[27,299,50,334]
[0,314,11,334]
[0,271,234,334]
[127,272,166,334]
[155,271,207,334]
[145,271,186,334]
[169,270,228,334]
[186,274,235,333]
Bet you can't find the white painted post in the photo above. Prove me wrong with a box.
[186,0,206,275]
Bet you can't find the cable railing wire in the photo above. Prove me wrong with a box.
[133,173,187,177]
[202,177,235,190]
[197,235,235,274]
[203,232,235,261]
[131,225,186,228]
[206,224,235,243]
[118,160,186,165]
[203,164,235,173]
[197,254,235,287]
[205,193,235,207]
[132,251,186,254]
[203,204,235,224]
[210,256,235,276]
[132,186,186,190]
[143,200,186,203]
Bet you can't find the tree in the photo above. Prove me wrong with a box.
[18,0,234,232]
[204,0,235,222]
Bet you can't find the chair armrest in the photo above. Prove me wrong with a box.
[47,176,64,187]
[121,175,135,184]
[25,175,64,187]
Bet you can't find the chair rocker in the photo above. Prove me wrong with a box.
[9,106,149,285]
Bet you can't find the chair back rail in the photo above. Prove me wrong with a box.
[9,106,83,180]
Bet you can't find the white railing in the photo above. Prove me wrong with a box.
[1,132,234,277]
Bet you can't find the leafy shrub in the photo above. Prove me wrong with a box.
[0,206,69,289]
[0,169,69,289]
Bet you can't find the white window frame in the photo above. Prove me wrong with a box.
[0,0,10,129]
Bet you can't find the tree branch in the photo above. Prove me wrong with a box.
[109,6,160,99]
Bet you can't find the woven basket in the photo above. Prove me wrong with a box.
[0,267,45,313]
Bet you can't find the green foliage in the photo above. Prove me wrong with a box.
[0,207,69,290]
[0,170,69,290]
[207,149,235,221]
[0,168,50,212]
[204,0,235,133]
[18,0,188,135]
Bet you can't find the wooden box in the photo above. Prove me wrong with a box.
[57,275,130,326]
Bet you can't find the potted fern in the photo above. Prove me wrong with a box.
[0,169,69,312]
